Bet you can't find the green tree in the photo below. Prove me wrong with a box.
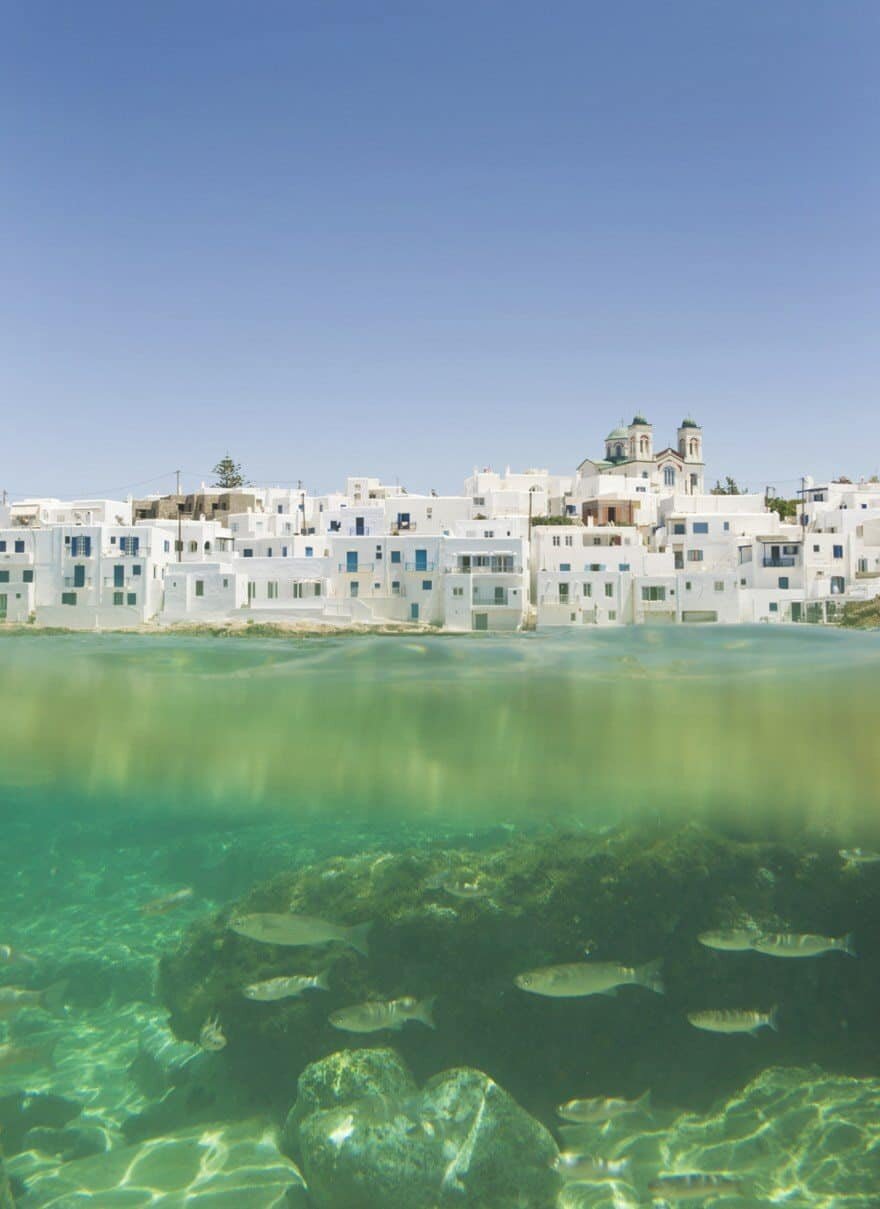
[766,496,798,522]
[212,454,247,489]
[711,476,743,496]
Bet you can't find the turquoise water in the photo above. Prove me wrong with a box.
[0,627,878,1206]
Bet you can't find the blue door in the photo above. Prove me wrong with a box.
[410,603,419,621]
[73,564,85,588]
[346,551,358,573]
[114,565,124,588]
[414,549,427,572]
[355,517,365,536]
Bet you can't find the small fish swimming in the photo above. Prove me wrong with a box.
[557,1090,651,1124]
[687,1007,779,1035]
[199,1015,227,1051]
[551,1152,630,1182]
[329,995,436,1033]
[0,943,36,965]
[243,970,330,1001]
[230,912,373,955]
[0,982,65,1020]
[697,928,759,952]
[840,848,880,870]
[751,932,855,958]
[515,958,663,998]
[647,1172,743,1200]
[140,887,195,915]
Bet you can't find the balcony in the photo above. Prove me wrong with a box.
[449,561,522,575]
[473,590,510,606]
[337,562,375,573]
[404,561,436,572]
[763,556,797,567]
[391,522,417,534]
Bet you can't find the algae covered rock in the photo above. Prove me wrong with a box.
[287,1048,559,1209]
[158,823,880,1115]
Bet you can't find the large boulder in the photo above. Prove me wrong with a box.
[158,824,880,1116]
[286,1048,559,1209]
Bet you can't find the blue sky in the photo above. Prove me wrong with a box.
[2,1,878,499]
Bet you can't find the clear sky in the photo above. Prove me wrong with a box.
[2,1,878,500]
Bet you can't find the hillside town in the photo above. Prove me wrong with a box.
[2,416,879,631]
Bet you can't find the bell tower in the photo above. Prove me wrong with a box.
[677,417,704,493]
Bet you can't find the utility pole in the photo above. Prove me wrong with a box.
[176,469,181,497]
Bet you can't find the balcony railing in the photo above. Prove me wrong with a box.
[473,590,510,606]
[448,562,522,574]
[391,522,417,534]
[337,562,375,573]
[763,556,797,567]
[404,561,436,572]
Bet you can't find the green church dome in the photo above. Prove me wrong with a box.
[681,416,700,429]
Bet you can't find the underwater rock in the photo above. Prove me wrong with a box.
[0,1093,82,1155]
[158,824,880,1115]
[15,1117,307,1208]
[288,1049,559,1209]
[21,1122,109,1162]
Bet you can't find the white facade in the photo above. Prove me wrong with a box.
[3,423,878,631]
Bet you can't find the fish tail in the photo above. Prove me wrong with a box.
[416,995,437,1029]
[41,980,68,1016]
[636,957,664,995]
[767,1005,780,1032]
[313,968,332,992]
[839,932,857,957]
[347,920,373,957]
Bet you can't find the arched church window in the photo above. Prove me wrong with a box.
[664,466,675,487]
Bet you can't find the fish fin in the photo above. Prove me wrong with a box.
[41,980,68,1016]
[636,1089,652,1112]
[347,921,373,957]
[313,969,332,992]
[840,933,857,958]
[635,958,665,995]
[767,1005,780,1033]
[416,995,437,1029]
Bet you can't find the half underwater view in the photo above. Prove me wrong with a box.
[0,626,878,1209]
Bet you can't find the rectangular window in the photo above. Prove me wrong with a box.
[558,583,569,603]
[0,541,5,552]
[243,548,254,558]
[267,582,279,599]
[769,601,778,613]
[73,564,86,588]
[833,545,844,559]
[619,563,630,572]
[346,551,358,573]
[604,583,614,598]
[305,546,313,557]
[673,523,686,535]
[560,563,571,572]
[195,580,205,597]
[778,576,789,590]
[391,550,401,564]
[132,564,142,576]
[0,571,8,583]
[113,591,124,606]
[687,549,704,562]
[119,536,140,555]
[723,522,730,531]
[62,592,77,606]
[693,522,709,534]
[113,565,124,588]
[552,535,560,547]
[421,580,432,591]
[247,581,256,602]
[641,586,666,602]
[23,569,34,583]
[453,586,463,597]
[127,593,136,605]
[831,576,845,594]
[685,581,692,591]
[222,578,229,589]
[564,536,573,546]
[414,549,428,572]
[715,581,725,592]
[582,583,592,597]
[14,540,25,553]
[70,536,92,557]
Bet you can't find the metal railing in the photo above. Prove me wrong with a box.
[472,591,510,606]
[404,561,436,572]
[337,562,375,573]
[763,557,797,567]
[447,562,521,574]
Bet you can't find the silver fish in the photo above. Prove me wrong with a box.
[687,1007,778,1035]
[0,982,65,1020]
[558,1090,651,1124]
[0,944,36,965]
[840,848,880,869]
[230,912,373,955]
[199,1015,227,1051]
[140,887,195,915]
[515,958,663,998]
[647,1172,743,1200]
[243,970,330,1001]
[697,928,759,952]
[552,1152,630,1182]
[751,932,855,958]
[329,995,436,1033]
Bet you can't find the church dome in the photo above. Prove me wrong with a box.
[680,416,700,429]
[605,425,629,441]
[631,413,649,425]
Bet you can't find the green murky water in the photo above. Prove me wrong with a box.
[0,628,877,1206]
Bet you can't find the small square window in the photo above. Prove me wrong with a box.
[769,602,778,613]
[113,591,124,606]
[23,569,34,583]
[422,579,432,591]
[127,593,136,605]
[391,551,401,564]
[714,581,724,592]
